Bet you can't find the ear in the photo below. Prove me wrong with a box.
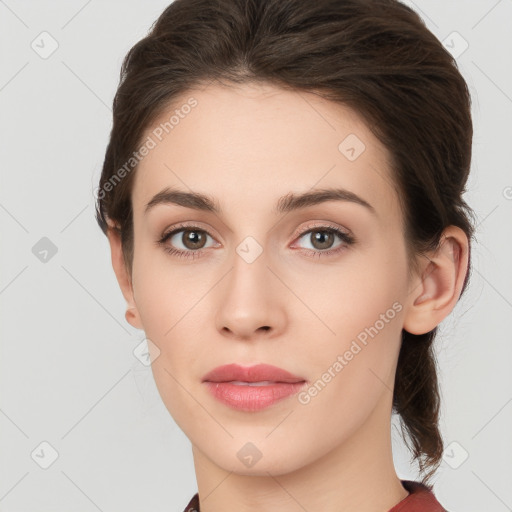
[106,222,143,330]
[403,225,469,335]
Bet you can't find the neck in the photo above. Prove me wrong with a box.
[191,391,409,512]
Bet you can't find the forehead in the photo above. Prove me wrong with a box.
[132,82,399,224]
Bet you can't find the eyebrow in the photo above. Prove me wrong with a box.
[144,186,376,216]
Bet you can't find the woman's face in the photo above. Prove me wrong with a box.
[125,82,416,474]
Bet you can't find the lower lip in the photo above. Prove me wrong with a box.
[203,381,307,411]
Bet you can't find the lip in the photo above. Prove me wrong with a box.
[202,364,307,412]
[202,363,305,383]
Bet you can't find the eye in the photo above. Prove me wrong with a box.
[292,223,355,258]
[157,223,218,260]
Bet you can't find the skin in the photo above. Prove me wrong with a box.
[107,82,469,512]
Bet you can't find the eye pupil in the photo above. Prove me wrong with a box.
[311,231,334,250]
[183,230,206,249]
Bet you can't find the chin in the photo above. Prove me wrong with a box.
[196,436,315,476]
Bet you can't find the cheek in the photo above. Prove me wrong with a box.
[131,248,211,385]
[131,241,195,337]
[291,247,406,424]
[284,242,406,344]
[292,302,404,459]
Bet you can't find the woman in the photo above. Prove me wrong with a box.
[95,0,474,510]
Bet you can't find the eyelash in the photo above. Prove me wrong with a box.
[157,222,355,260]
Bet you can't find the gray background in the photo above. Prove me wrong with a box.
[1,0,511,510]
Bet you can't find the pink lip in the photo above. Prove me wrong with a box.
[202,364,307,412]
[202,363,305,383]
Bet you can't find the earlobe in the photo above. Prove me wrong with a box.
[125,306,142,329]
[403,226,468,335]
[106,223,143,330]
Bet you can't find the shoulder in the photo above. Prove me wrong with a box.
[389,480,449,512]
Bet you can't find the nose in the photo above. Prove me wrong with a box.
[214,249,287,341]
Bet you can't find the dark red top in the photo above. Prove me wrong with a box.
[182,480,448,512]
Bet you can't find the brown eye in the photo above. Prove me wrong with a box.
[292,224,355,258]
[180,229,207,250]
[309,230,336,250]
[297,228,346,251]
[159,226,216,256]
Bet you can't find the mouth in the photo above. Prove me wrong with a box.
[202,363,307,411]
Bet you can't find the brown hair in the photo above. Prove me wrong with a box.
[95,0,475,485]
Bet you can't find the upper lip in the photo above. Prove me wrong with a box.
[202,363,305,383]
